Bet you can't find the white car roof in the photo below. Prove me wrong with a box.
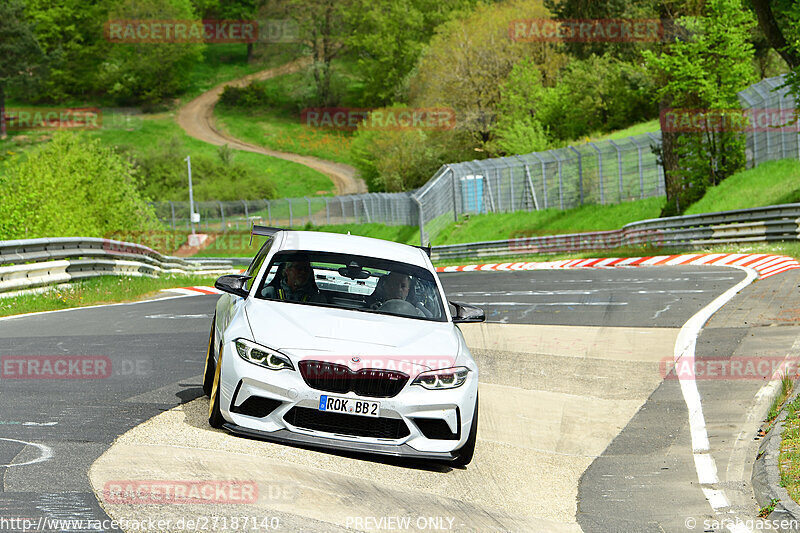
[274,231,430,268]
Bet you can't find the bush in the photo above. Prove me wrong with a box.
[132,137,277,201]
[538,55,658,142]
[349,105,477,192]
[0,133,159,239]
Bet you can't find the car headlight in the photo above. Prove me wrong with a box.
[411,367,469,390]
[235,339,294,371]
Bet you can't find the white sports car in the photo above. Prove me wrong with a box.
[203,228,484,465]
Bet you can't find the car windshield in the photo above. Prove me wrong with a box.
[255,250,447,322]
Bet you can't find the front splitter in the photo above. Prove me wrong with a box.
[222,423,457,462]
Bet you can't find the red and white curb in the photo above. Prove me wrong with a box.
[437,253,800,280]
[162,286,222,296]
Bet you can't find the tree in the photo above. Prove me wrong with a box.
[98,0,205,106]
[0,1,43,139]
[345,0,478,106]
[749,0,800,69]
[409,0,566,147]
[195,0,258,61]
[644,0,757,215]
[24,0,112,102]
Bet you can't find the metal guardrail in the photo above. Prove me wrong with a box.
[430,204,800,261]
[0,237,235,295]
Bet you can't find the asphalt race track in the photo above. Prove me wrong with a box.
[2,265,795,532]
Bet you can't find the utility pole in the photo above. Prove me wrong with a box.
[186,155,196,235]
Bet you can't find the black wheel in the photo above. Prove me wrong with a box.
[202,315,216,397]
[208,339,225,429]
[452,394,478,467]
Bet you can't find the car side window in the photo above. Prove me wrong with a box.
[245,238,273,291]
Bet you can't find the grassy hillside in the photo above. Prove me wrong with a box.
[86,113,334,199]
[685,159,800,215]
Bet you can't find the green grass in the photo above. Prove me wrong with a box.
[591,120,661,142]
[215,107,356,166]
[181,43,303,103]
[0,275,219,318]
[213,58,364,166]
[779,384,800,504]
[686,159,800,215]
[431,197,666,245]
[85,114,334,198]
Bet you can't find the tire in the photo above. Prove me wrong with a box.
[208,339,226,429]
[202,315,216,397]
[452,394,478,467]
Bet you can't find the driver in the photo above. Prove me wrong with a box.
[263,256,325,303]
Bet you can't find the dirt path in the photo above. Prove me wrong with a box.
[177,57,366,196]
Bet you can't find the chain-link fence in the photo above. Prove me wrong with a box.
[151,193,418,232]
[414,132,666,245]
[738,75,800,167]
[152,76,799,246]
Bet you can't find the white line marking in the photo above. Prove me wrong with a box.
[0,437,53,467]
[675,265,757,520]
[702,487,730,510]
[694,453,719,484]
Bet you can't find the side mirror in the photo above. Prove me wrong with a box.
[215,274,252,298]
[449,301,485,324]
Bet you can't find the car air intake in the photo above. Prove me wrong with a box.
[413,418,460,440]
[284,407,410,439]
[298,361,408,398]
[230,396,283,418]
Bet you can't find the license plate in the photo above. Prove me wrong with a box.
[318,395,380,418]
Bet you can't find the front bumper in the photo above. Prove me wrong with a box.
[222,424,457,461]
[217,340,478,458]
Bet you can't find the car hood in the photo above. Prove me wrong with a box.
[244,300,461,371]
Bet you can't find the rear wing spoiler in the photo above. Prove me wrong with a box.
[250,225,284,246]
[415,244,432,258]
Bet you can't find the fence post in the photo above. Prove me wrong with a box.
[451,168,459,222]
[548,150,564,210]
[608,140,624,202]
[305,196,313,226]
[646,132,665,196]
[326,198,330,225]
[288,199,293,227]
[242,200,249,221]
[266,200,272,225]
[218,202,226,232]
[568,146,583,205]
[588,142,604,205]
[531,153,547,209]
[413,195,425,247]
[629,137,645,199]
[338,197,345,221]
[169,201,176,230]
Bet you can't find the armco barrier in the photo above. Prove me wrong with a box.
[0,237,235,294]
[430,203,800,261]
